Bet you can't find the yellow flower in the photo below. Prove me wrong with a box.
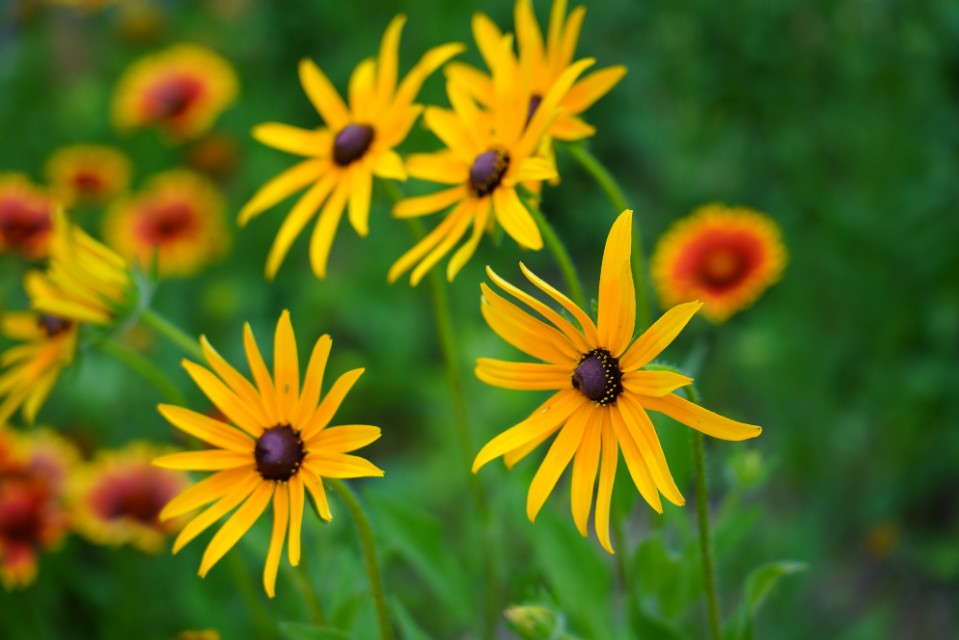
[473,211,761,553]
[45,145,131,207]
[239,16,463,280]
[0,173,56,260]
[389,25,593,285]
[651,204,787,323]
[153,311,384,597]
[71,442,189,553]
[0,312,77,425]
[102,170,228,278]
[112,44,238,141]
[24,210,134,325]
[447,0,626,149]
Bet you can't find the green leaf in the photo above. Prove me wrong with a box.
[744,561,806,613]
[389,598,433,640]
[278,621,351,640]
[629,602,691,640]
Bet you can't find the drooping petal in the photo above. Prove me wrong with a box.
[570,409,601,536]
[263,482,289,598]
[409,208,473,286]
[609,403,662,513]
[526,402,589,521]
[619,301,703,371]
[446,197,492,281]
[492,186,542,250]
[287,475,305,566]
[308,178,350,278]
[300,471,332,521]
[159,468,253,521]
[238,158,327,226]
[265,172,336,280]
[172,472,261,553]
[617,394,684,506]
[199,481,274,577]
[594,413,618,553]
[388,199,475,284]
[596,210,636,356]
[393,185,467,218]
[640,393,762,441]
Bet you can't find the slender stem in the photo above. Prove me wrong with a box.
[685,384,722,640]
[328,480,392,640]
[518,189,586,309]
[562,142,651,330]
[286,553,326,626]
[97,337,185,404]
[139,308,204,361]
[227,552,276,640]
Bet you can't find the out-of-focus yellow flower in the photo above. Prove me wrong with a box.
[185,132,240,179]
[71,443,189,553]
[0,312,77,425]
[112,44,238,141]
[0,173,56,260]
[103,170,228,278]
[25,210,134,325]
[46,0,117,12]
[473,211,761,552]
[154,311,384,597]
[240,16,463,279]
[651,204,787,323]
[45,145,131,207]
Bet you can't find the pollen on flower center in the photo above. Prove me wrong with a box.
[37,315,71,338]
[572,348,623,405]
[254,425,305,481]
[333,124,375,166]
[469,148,510,198]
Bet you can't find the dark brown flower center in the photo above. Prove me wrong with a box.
[469,148,510,197]
[333,124,374,166]
[38,315,71,338]
[254,425,305,481]
[572,348,623,405]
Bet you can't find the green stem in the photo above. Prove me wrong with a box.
[685,384,722,640]
[518,189,586,310]
[96,337,185,404]
[227,552,276,640]
[328,480,392,640]
[286,552,326,626]
[562,142,651,330]
[139,308,204,361]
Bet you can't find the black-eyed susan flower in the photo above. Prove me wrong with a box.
[153,310,383,597]
[239,16,463,280]
[24,210,134,325]
[0,312,77,425]
[0,173,56,259]
[473,210,761,553]
[0,428,76,589]
[71,442,188,553]
[103,170,228,278]
[389,29,594,285]
[651,204,787,323]
[45,145,131,208]
[447,0,626,152]
[112,44,238,141]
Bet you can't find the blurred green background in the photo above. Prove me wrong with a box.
[1,0,958,638]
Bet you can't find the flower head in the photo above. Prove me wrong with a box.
[651,204,787,323]
[72,443,189,553]
[0,173,56,260]
[45,145,131,207]
[25,210,134,325]
[112,44,238,141]
[389,26,593,285]
[0,311,77,425]
[103,170,228,278]
[473,211,761,552]
[239,16,463,280]
[153,310,384,597]
[447,0,626,147]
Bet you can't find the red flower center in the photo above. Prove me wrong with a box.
[144,74,204,121]
[0,486,46,544]
[72,171,105,194]
[699,247,747,288]
[138,202,197,245]
[89,469,180,525]
[0,197,51,249]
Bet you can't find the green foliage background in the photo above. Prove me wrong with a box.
[1,0,957,638]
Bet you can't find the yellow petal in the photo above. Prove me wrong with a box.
[516,58,595,162]
[423,107,479,162]
[621,370,692,397]
[526,402,589,522]
[376,15,405,105]
[265,172,336,281]
[609,404,662,513]
[446,197,492,281]
[471,12,505,71]
[594,414,619,553]
[640,393,762,441]
[475,358,570,391]
[617,395,684,506]
[515,0,545,74]
[238,158,326,226]
[570,409,601,536]
[301,368,365,440]
[348,58,377,122]
[299,58,350,130]
[347,168,373,237]
[183,360,265,436]
[200,337,272,429]
[444,62,493,107]
[153,450,251,471]
[492,186,543,250]
[546,0,569,61]
[596,210,636,356]
[244,323,278,420]
[513,157,558,184]
[557,6,587,70]
[481,283,580,365]
[308,179,350,279]
[410,205,473,286]
[252,122,330,157]
[157,404,255,451]
[520,262,599,345]
[371,149,407,181]
[388,199,474,284]
[263,482,289,598]
[273,310,299,424]
[300,471,332,521]
[288,475,305,566]
[562,66,627,115]
[619,301,703,371]
[160,468,251,521]
[551,115,596,141]
[312,425,382,453]
[293,334,332,428]
[199,481,274,577]
[392,42,465,111]
[173,472,261,554]
[393,185,467,218]
[304,454,384,479]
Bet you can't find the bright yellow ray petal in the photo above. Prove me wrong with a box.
[153,450,251,471]
[265,171,337,281]
[252,123,330,157]
[263,482,289,598]
[157,404,256,451]
[183,360,265,436]
[313,425,382,453]
[173,472,261,554]
[199,481,274,577]
[244,323,278,420]
[512,157,558,184]
[160,468,252,521]
[621,370,692,397]
[640,393,762,441]
[308,178,350,279]
[503,426,553,470]
[617,394,684,506]
[619,301,703,371]
[446,78,486,151]
[376,15,405,105]
[299,58,350,130]
[301,471,332,521]
[393,185,467,218]
[609,403,662,513]
[388,199,474,283]
[557,6,587,69]
[597,210,636,356]
[546,0,569,61]
[526,403,589,521]
[347,168,373,237]
[563,66,627,115]
[422,107,481,163]
[371,149,407,181]
[273,310,299,423]
[444,62,493,107]
[515,0,545,76]
[293,334,332,428]
[570,409,601,536]
[288,475,305,566]
[199,337,272,429]
[301,368,365,440]
[520,262,599,344]
[493,186,543,250]
[410,207,473,286]
[595,413,618,553]
[472,12,505,72]
[475,358,571,391]
[391,42,466,111]
[303,455,384,479]
[348,59,377,122]
[481,283,581,364]
[472,389,585,471]
[551,115,596,140]
[238,158,327,226]
[516,58,595,162]
[447,197,491,281]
